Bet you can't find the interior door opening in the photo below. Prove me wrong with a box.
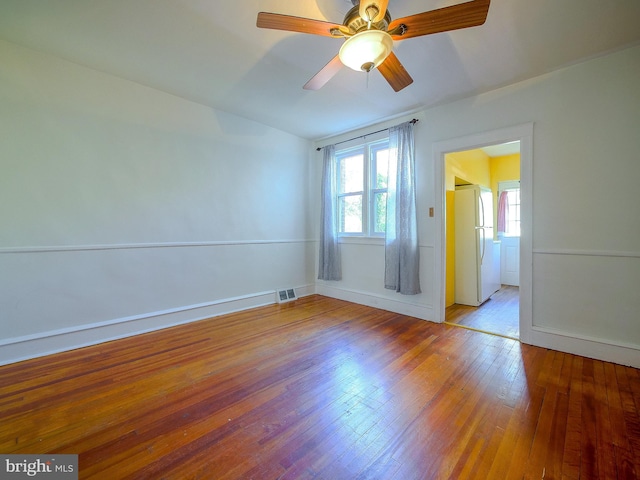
[443,142,521,340]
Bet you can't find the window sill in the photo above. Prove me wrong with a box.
[338,236,385,246]
[498,234,521,239]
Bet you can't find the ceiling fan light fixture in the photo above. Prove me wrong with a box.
[339,29,393,72]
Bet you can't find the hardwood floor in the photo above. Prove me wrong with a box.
[446,285,520,340]
[1,295,639,479]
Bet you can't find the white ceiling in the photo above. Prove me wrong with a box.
[1,0,639,140]
[481,141,520,157]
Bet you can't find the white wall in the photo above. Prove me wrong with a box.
[2,37,638,368]
[0,39,315,364]
[315,45,640,367]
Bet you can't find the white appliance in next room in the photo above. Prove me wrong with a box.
[454,184,501,306]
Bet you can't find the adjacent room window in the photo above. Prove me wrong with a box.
[498,180,521,237]
[336,139,389,236]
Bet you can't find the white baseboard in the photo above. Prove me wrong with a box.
[316,284,433,321]
[7,282,634,370]
[0,285,315,366]
[317,285,640,368]
[527,325,640,369]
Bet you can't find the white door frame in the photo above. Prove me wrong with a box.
[432,123,534,344]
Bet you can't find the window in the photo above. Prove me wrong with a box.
[336,139,389,236]
[498,181,521,237]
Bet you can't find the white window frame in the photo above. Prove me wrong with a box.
[498,180,521,237]
[336,138,390,238]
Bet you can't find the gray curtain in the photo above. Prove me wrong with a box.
[384,121,421,294]
[318,145,342,281]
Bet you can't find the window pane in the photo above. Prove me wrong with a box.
[339,195,362,233]
[505,189,521,237]
[374,192,387,233]
[335,139,390,236]
[339,154,364,193]
[374,149,389,189]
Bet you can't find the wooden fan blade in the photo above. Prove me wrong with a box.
[257,12,341,37]
[389,0,490,40]
[303,55,343,90]
[359,0,389,23]
[377,52,413,92]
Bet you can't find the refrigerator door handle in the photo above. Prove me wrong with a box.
[478,227,486,265]
[478,193,485,227]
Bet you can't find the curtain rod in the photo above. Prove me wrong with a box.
[316,118,419,151]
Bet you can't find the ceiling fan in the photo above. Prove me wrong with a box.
[256,0,490,92]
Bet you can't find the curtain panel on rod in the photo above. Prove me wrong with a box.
[384,121,421,295]
[318,144,342,281]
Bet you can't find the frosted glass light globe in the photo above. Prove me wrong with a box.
[339,30,393,72]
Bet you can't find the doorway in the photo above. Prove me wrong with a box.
[443,143,521,339]
[432,124,533,344]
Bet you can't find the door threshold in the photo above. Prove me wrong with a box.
[443,321,519,341]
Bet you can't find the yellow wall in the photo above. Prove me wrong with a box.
[446,190,456,307]
[490,153,520,197]
[444,150,520,307]
[445,149,491,189]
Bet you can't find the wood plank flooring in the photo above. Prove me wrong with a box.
[1,295,639,479]
[446,285,520,340]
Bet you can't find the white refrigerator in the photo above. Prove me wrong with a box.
[454,185,501,306]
